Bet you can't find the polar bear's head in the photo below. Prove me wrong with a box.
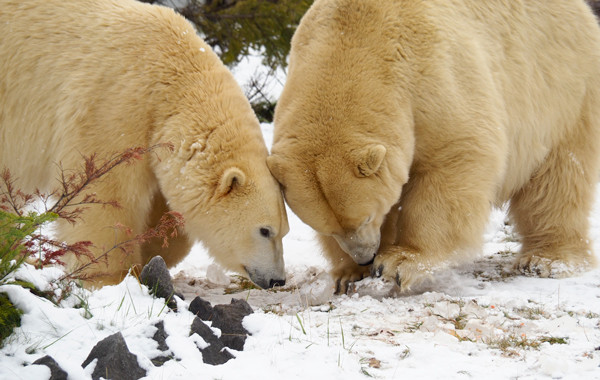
[195,162,289,289]
[267,142,408,267]
[266,64,413,267]
[151,82,288,289]
[153,135,289,288]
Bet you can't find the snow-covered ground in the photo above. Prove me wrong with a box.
[1,57,599,380]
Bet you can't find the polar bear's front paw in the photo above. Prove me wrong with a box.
[370,247,435,292]
[515,250,596,278]
[330,263,370,294]
[514,254,556,277]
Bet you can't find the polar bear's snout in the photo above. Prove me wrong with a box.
[333,232,379,266]
[243,226,286,289]
[245,265,286,289]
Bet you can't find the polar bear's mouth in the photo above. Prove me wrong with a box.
[244,266,286,289]
[333,234,379,266]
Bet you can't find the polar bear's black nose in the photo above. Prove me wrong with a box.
[269,279,286,288]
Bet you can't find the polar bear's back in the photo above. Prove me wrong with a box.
[0,0,200,190]
[280,0,600,202]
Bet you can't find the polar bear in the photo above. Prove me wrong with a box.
[0,0,288,289]
[268,0,600,293]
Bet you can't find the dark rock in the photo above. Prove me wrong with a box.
[152,320,169,352]
[149,320,172,366]
[140,256,177,310]
[211,298,254,351]
[151,355,172,367]
[190,317,234,365]
[32,355,68,380]
[189,296,214,321]
[81,332,146,380]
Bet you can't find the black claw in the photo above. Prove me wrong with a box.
[395,273,402,288]
[343,280,350,294]
[334,278,341,294]
[371,265,384,278]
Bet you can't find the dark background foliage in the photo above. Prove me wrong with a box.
[139,0,313,70]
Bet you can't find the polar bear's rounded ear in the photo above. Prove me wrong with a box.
[266,155,285,184]
[354,144,386,177]
[219,167,246,195]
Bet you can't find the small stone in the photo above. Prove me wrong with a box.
[189,296,214,321]
[151,355,172,367]
[152,320,169,352]
[140,256,177,310]
[150,320,173,366]
[211,299,254,351]
[190,317,234,365]
[81,332,146,380]
[32,355,68,380]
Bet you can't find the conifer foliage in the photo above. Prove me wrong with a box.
[141,0,313,70]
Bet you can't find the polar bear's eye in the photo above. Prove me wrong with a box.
[259,227,272,239]
[361,214,374,228]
